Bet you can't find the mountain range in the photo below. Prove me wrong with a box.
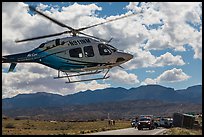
[3,85,202,109]
[2,85,202,120]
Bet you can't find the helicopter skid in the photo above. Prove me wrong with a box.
[65,76,110,84]
[54,69,110,83]
[53,70,102,79]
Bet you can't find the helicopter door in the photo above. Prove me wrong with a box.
[84,46,94,57]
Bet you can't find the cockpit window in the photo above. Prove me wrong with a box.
[106,44,117,52]
[98,44,112,56]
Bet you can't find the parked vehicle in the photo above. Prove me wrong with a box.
[131,119,136,127]
[154,117,173,128]
[137,117,155,130]
[131,116,139,128]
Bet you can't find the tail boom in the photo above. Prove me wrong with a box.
[2,52,34,72]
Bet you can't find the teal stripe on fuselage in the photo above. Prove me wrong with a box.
[33,49,86,71]
[41,55,85,70]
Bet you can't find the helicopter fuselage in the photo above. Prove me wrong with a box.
[3,36,133,73]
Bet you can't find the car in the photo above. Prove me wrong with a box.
[163,118,173,128]
[131,119,136,127]
[154,117,173,128]
[137,117,155,130]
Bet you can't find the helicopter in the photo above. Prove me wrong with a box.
[2,6,134,83]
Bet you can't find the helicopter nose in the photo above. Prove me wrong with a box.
[116,53,133,63]
[125,53,133,61]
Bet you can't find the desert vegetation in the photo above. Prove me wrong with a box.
[2,118,130,135]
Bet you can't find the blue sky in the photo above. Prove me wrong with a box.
[2,2,202,98]
[26,2,130,16]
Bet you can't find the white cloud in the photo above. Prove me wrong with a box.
[37,3,49,10]
[2,71,111,98]
[124,50,185,70]
[188,30,202,60]
[143,78,157,85]
[109,69,140,85]
[126,2,141,12]
[74,80,111,92]
[2,70,49,98]
[126,2,202,59]
[124,48,156,70]
[154,52,185,67]
[157,68,191,83]
[142,68,190,85]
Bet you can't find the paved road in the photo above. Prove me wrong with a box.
[85,127,167,135]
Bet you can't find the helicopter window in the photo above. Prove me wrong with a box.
[84,46,94,57]
[61,41,65,45]
[98,44,112,55]
[69,48,83,58]
[55,39,60,46]
[39,43,45,48]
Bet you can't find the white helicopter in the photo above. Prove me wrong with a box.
[2,6,134,83]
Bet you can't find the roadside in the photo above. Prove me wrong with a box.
[164,127,202,135]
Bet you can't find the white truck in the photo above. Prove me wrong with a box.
[154,117,173,128]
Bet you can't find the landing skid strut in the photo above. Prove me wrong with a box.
[54,69,110,83]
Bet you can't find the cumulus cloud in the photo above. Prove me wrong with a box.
[125,2,202,59]
[154,52,185,67]
[37,3,49,10]
[2,70,111,99]
[157,68,191,83]
[142,78,157,85]
[142,68,190,85]
[108,69,140,85]
[74,80,111,92]
[124,50,185,70]
[124,47,156,70]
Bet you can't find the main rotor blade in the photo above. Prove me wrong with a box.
[78,32,109,42]
[77,13,136,32]
[29,6,74,31]
[15,31,71,43]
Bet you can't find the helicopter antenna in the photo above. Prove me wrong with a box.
[107,38,113,43]
[16,6,137,43]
